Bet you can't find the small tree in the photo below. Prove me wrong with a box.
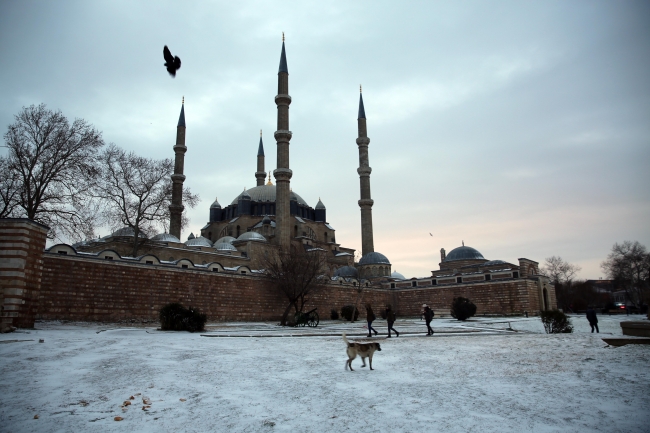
[340,305,359,321]
[450,297,477,321]
[540,310,573,333]
[3,104,105,240]
[262,244,329,326]
[93,144,198,256]
[159,303,206,332]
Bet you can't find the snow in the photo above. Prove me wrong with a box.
[1,315,649,433]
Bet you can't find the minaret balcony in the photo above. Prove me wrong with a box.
[273,168,293,181]
[357,167,372,176]
[274,94,292,105]
[356,137,370,145]
[274,130,293,141]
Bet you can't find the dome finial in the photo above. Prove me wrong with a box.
[267,171,273,185]
[462,240,464,246]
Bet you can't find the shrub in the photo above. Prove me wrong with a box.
[450,297,477,321]
[540,309,573,334]
[159,303,207,332]
[330,309,339,320]
[340,305,359,322]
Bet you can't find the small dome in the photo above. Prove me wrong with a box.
[391,271,406,280]
[444,246,485,262]
[262,215,272,225]
[187,232,196,240]
[210,197,221,209]
[152,233,181,243]
[185,236,212,247]
[236,232,267,242]
[214,242,237,252]
[359,252,391,265]
[215,236,236,244]
[334,266,358,278]
[315,198,326,209]
[482,259,506,266]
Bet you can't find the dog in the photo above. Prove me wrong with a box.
[343,333,381,371]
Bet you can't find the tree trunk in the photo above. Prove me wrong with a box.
[280,301,295,327]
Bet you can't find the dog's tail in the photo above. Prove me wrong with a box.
[342,332,349,346]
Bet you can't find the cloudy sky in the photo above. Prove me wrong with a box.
[1,1,649,279]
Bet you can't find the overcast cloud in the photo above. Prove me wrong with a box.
[1,0,648,279]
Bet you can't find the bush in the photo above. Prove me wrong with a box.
[340,305,359,322]
[450,297,477,321]
[159,303,207,332]
[330,309,339,320]
[540,309,573,334]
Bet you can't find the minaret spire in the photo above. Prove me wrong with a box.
[356,87,374,257]
[169,97,187,239]
[255,130,266,186]
[274,34,293,250]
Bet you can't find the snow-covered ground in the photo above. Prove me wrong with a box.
[1,315,649,433]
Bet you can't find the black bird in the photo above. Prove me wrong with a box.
[163,45,181,77]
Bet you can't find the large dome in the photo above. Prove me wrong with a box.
[230,185,309,207]
[444,246,485,262]
[359,252,391,265]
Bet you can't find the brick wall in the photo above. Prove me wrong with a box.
[0,219,49,331]
[38,252,549,323]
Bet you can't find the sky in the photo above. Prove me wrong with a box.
[1,1,649,279]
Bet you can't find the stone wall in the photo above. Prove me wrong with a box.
[0,219,49,331]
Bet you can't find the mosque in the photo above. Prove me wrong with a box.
[75,37,392,282]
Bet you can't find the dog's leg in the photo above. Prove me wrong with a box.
[360,356,367,368]
[369,353,374,370]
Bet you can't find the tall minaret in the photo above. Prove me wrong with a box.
[255,130,265,186]
[357,86,375,257]
[169,97,186,239]
[274,33,293,250]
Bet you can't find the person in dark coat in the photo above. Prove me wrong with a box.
[424,305,434,335]
[586,307,599,333]
[366,303,379,337]
[385,304,399,337]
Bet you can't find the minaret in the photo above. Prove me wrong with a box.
[255,130,265,186]
[357,86,375,257]
[169,97,186,239]
[274,33,293,250]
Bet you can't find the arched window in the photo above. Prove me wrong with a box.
[236,225,241,237]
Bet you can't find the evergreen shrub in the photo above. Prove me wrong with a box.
[340,305,359,321]
[159,303,207,332]
[540,309,573,333]
[450,297,477,321]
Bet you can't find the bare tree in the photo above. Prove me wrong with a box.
[540,256,582,286]
[93,144,198,257]
[262,244,330,326]
[601,241,650,309]
[540,256,582,312]
[2,104,105,240]
[0,156,20,218]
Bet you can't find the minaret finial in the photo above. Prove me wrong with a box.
[260,129,262,137]
[182,96,184,105]
[360,85,362,93]
[282,32,285,42]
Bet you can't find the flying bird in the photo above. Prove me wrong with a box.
[163,45,181,77]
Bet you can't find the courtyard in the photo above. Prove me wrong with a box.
[1,315,649,433]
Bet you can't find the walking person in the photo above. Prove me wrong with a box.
[424,305,434,335]
[366,303,379,337]
[586,307,599,333]
[385,304,399,337]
